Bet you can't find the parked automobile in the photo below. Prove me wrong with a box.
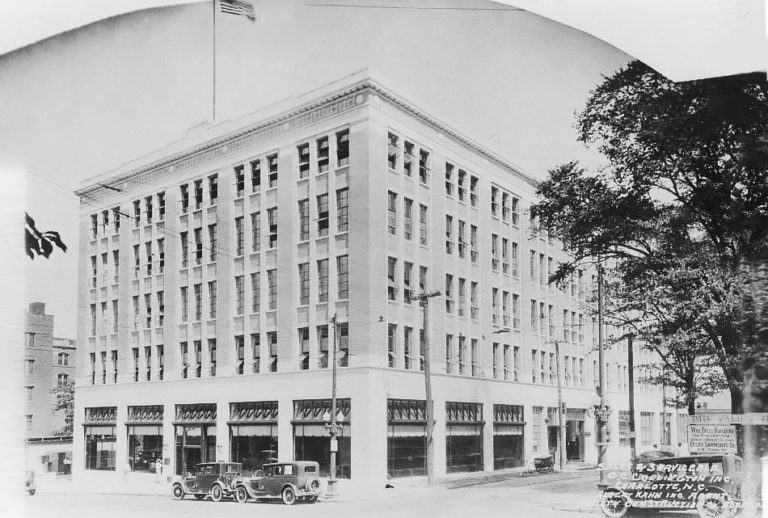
[232,461,322,505]
[171,462,242,502]
[600,454,743,518]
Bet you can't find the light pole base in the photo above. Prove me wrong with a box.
[325,478,338,499]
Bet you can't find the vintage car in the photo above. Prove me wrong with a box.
[232,461,322,505]
[171,462,242,502]
[600,454,743,518]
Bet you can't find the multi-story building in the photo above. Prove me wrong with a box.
[24,302,76,438]
[73,72,673,490]
[25,303,77,477]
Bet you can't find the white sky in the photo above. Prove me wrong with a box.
[1,0,765,80]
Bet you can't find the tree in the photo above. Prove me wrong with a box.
[25,212,67,259]
[532,62,768,413]
[51,382,74,436]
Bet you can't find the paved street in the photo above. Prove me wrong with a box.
[12,471,720,518]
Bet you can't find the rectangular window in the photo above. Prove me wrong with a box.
[491,186,499,217]
[336,188,349,233]
[144,346,152,381]
[491,234,499,271]
[157,238,165,273]
[471,339,478,376]
[403,261,413,303]
[251,212,261,252]
[457,170,466,202]
[512,197,520,226]
[458,278,466,317]
[208,174,218,205]
[387,323,397,368]
[387,132,399,170]
[194,228,203,265]
[445,274,454,313]
[157,291,165,326]
[251,273,260,313]
[208,339,217,376]
[235,276,244,316]
[267,153,278,188]
[317,259,329,303]
[502,291,510,327]
[251,334,261,373]
[112,207,121,234]
[317,136,330,173]
[337,255,349,300]
[193,179,203,210]
[267,332,277,372]
[403,198,413,240]
[338,322,349,367]
[297,199,309,241]
[298,143,310,179]
[458,335,466,375]
[403,326,413,369]
[530,299,538,331]
[403,141,413,176]
[529,250,536,281]
[180,184,189,213]
[131,297,139,330]
[194,284,202,321]
[267,207,277,249]
[387,257,397,301]
[251,159,261,192]
[145,242,152,276]
[208,224,218,262]
[445,334,453,373]
[336,129,349,167]
[316,193,329,237]
[144,294,152,328]
[470,281,478,320]
[112,300,119,332]
[267,269,277,310]
[493,343,500,379]
[445,162,454,196]
[502,238,509,274]
[458,220,466,258]
[470,225,478,263]
[235,335,245,374]
[145,196,153,224]
[539,253,547,286]
[511,242,519,277]
[445,215,453,254]
[387,191,397,235]
[235,165,245,197]
[180,231,188,268]
[419,266,428,295]
[318,325,329,368]
[419,204,428,246]
[470,175,478,207]
[298,263,310,305]
[299,327,310,370]
[180,287,188,323]
[418,149,430,184]
[492,288,499,325]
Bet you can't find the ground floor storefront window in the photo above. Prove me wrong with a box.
[293,399,351,479]
[84,407,117,471]
[127,405,163,472]
[387,399,426,478]
[229,401,279,474]
[174,403,217,475]
[493,404,524,469]
[446,402,483,473]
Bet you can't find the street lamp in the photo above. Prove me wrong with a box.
[591,389,612,486]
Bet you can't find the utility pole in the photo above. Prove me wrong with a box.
[597,262,607,485]
[324,313,342,497]
[413,290,441,487]
[628,334,637,462]
[554,340,566,470]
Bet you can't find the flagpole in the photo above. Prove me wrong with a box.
[212,0,217,122]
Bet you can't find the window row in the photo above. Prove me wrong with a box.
[88,299,123,335]
[387,258,428,303]
[444,275,480,320]
[387,191,428,245]
[295,129,350,181]
[298,255,349,306]
[444,333,482,376]
[490,185,520,225]
[89,206,124,240]
[530,350,586,387]
[444,163,479,207]
[179,270,277,323]
[297,188,349,241]
[491,234,518,276]
[131,191,166,228]
[445,216,478,262]
[387,132,431,185]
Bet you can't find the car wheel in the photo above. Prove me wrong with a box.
[194,494,206,500]
[171,484,185,500]
[282,486,297,505]
[600,490,629,518]
[235,486,249,504]
[210,484,223,502]
[306,495,318,504]
[696,492,734,518]
[27,489,36,496]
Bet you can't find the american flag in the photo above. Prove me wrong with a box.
[219,0,256,21]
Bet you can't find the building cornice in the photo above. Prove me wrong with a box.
[76,77,538,202]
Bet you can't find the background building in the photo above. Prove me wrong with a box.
[72,72,674,491]
[24,302,76,477]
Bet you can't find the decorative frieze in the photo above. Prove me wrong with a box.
[174,403,217,424]
[84,406,117,424]
[229,401,278,423]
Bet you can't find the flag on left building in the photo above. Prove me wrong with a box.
[219,0,256,21]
